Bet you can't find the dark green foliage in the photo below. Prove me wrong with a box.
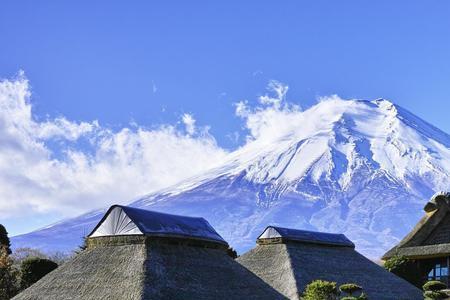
[20,257,58,289]
[340,294,368,300]
[0,225,11,255]
[227,247,238,259]
[423,290,448,300]
[357,292,368,300]
[383,255,408,272]
[76,236,88,254]
[383,255,422,287]
[423,280,447,291]
[302,280,339,300]
[339,283,362,296]
[423,280,448,300]
[0,247,18,299]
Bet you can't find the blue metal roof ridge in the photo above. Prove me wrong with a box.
[257,226,355,247]
[88,205,228,245]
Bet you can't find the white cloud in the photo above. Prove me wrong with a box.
[181,113,196,135]
[0,74,227,219]
[1,74,316,230]
[235,80,302,143]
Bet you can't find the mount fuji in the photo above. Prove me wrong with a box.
[12,98,450,259]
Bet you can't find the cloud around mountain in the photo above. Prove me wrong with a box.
[0,72,229,222]
[0,72,368,236]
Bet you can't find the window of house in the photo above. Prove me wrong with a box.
[428,261,449,282]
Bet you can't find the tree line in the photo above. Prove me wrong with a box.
[0,224,63,300]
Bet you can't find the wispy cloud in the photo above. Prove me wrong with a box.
[0,73,227,220]
[181,113,196,136]
[235,80,302,143]
[1,74,318,230]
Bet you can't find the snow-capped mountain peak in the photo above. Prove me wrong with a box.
[12,98,450,259]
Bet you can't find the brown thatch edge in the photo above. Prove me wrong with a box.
[88,235,228,250]
[382,242,450,260]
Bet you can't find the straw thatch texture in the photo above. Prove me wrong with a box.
[142,240,286,299]
[237,242,422,300]
[383,192,450,260]
[13,244,147,300]
[13,237,286,300]
[236,243,298,299]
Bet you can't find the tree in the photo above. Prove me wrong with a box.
[302,280,339,300]
[75,236,88,254]
[12,247,70,268]
[20,257,58,289]
[227,247,238,259]
[0,247,18,299]
[339,283,362,297]
[0,225,11,255]
[383,255,422,287]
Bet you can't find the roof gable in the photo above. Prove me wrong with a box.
[89,206,142,237]
[423,213,450,245]
[257,226,354,247]
[88,205,227,245]
[383,192,450,259]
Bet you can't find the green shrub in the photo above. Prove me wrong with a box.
[0,247,19,300]
[423,280,448,300]
[357,292,368,300]
[227,247,238,259]
[0,225,11,255]
[423,290,447,300]
[423,280,447,292]
[339,283,362,296]
[383,255,422,288]
[20,257,58,289]
[302,280,338,300]
[383,255,408,272]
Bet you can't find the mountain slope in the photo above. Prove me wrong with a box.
[12,99,450,258]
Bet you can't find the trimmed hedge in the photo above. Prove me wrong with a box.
[302,280,338,300]
[423,280,447,292]
[20,257,58,289]
[339,283,362,296]
[423,290,447,300]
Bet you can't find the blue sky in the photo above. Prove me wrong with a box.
[1,1,450,235]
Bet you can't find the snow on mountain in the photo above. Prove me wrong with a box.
[12,98,450,258]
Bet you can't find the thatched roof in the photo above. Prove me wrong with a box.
[13,205,286,300]
[383,191,450,260]
[89,205,227,245]
[14,238,286,300]
[237,228,422,300]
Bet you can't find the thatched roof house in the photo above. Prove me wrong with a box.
[13,205,285,300]
[383,192,450,287]
[237,226,422,300]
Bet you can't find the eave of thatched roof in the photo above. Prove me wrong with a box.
[383,192,450,260]
[383,243,450,260]
[238,242,422,300]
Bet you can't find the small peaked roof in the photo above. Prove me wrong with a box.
[239,227,422,300]
[383,191,450,260]
[88,205,227,245]
[258,226,354,247]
